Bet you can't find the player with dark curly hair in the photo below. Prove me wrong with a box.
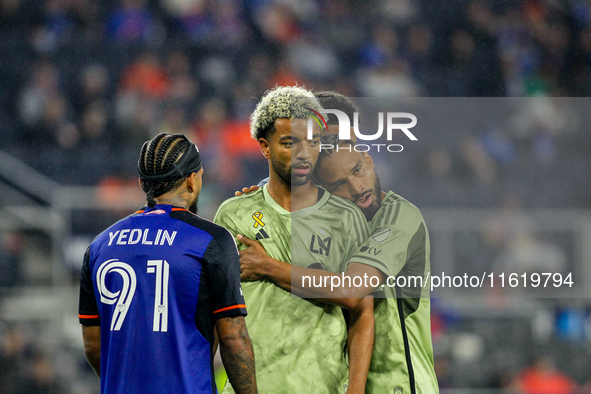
[215,86,374,394]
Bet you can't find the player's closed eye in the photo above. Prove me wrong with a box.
[334,181,346,189]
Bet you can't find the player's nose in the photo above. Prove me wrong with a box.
[296,141,311,160]
[349,177,364,195]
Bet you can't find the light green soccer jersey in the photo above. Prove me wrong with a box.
[214,185,369,394]
[348,191,439,394]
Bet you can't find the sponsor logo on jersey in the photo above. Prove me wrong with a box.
[255,228,269,240]
[309,234,332,256]
[145,209,166,215]
[360,246,381,256]
[371,228,392,243]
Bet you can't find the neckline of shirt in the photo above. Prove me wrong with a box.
[262,184,330,218]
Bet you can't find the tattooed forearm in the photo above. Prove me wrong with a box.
[217,317,257,394]
[220,344,257,393]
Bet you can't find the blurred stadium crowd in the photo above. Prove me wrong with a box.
[2,0,591,197]
[2,0,591,393]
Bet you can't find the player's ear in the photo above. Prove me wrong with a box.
[259,138,271,160]
[186,172,197,193]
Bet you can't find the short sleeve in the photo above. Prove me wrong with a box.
[79,246,100,326]
[348,203,427,279]
[203,230,247,320]
[350,225,411,277]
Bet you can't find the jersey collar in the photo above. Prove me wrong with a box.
[262,184,331,218]
[381,191,395,206]
[135,205,188,214]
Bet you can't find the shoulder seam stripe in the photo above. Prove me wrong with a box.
[326,200,365,242]
[327,197,363,213]
[326,197,353,209]
[326,200,361,220]
[381,203,393,226]
[381,201,401,226]
[213,304,247,314]
[326,199,357,214]
[384,203,395,226]
[390,202,401,226]
[328,199,367,223]
[326,199,365,222]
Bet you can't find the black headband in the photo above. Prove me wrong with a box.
[138,141,202,183]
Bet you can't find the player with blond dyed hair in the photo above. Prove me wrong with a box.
[215,86,374,393]
[237,92,438,393]
[240,135,439,394]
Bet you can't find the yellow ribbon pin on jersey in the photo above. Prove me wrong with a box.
[252,212,265,228]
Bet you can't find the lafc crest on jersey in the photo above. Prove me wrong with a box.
[309,234,332,256]
[251,211,269,240]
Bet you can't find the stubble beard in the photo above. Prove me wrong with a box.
[363,171,383,220]
[189,195,199,214]
[271,157,312,187]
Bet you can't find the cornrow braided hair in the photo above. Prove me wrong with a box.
[138,132,190,207]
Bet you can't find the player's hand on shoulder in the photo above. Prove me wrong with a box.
[237,234,268,281]
[234,185,260,196]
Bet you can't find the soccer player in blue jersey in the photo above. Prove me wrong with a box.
[79,133,258,394]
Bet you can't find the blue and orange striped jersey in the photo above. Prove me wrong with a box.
[79,204,246,394]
